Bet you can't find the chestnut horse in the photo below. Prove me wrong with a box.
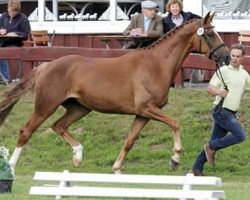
[0,12,230,174]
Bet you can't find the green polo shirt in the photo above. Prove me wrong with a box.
[209,64,250,111]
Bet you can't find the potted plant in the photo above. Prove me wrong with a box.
[0,146,14,193]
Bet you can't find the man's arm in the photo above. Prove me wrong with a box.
[123,16,136,36]
[207,84,228,97]
[147,16,163,37]
[15,15,31,39]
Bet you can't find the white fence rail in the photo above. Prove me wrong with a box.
[29,170,226,200]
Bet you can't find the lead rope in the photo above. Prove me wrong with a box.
[197,25,228,111]
[214,62,228,112]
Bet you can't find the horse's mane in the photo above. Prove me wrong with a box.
[141,18,201,50]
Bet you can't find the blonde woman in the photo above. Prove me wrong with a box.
[163,0,200,33]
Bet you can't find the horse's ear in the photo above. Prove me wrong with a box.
[209,12,216,21]
[203,11,215,24]
[203,11,210,24]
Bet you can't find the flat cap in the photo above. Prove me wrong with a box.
[141,0,158,9]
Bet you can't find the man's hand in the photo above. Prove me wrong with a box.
[0,28,7,35]
[207,84,229,97]
[130,28,143,36]
[217,88,229,98]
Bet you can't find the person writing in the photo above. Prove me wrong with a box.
[0,0,31,83]
[123,0,163,48]
[163,0,200,33]
[190,43,250,176]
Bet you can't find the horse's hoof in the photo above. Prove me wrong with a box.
[112,166,122,174]
[10,166,15,177]
[169,158,179,170]
[72,144,83,167]
[73,156,81,167]
[114,169,122,174]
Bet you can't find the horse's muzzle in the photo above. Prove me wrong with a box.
[217,52,231,66]
[220,54,230,66]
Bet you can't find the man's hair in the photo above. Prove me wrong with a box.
[230,43,245,56]
[166,0,183,13]
[8,0,21,13]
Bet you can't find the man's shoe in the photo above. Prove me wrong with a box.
[189,169,204,176]
[204,144,216,165]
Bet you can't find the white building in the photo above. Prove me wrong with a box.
[0,0,249,33]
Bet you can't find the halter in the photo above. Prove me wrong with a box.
[197,23,228,111]
[197,25,226,62]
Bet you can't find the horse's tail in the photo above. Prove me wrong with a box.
[0,62,48,125]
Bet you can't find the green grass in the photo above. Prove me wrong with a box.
[0,85,249,199]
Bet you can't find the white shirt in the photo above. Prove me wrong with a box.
[171,14,183,27]
[210,65,250,111]
[144,16,151,32]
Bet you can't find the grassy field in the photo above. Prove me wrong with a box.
[0,85,249,199]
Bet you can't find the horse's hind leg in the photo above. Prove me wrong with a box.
[113,116,149,174]
[52,101,91,167]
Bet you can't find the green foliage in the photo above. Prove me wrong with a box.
[0,146,13,180]
[0,161,13,180]
[0,86,249,199]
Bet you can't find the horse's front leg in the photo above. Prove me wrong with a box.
[143,106,182,169]
[113,116,149,174]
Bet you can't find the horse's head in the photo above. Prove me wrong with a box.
[193,12,230,66]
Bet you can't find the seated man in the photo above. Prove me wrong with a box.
[123,0,163,48]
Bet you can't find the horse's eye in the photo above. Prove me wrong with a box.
[207,32,214,37]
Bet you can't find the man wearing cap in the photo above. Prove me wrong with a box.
[123,0,163,48]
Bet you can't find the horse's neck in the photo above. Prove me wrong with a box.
[151,24,196,75]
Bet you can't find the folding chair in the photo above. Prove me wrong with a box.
[29,30,55,67]
[30,30,55,47]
